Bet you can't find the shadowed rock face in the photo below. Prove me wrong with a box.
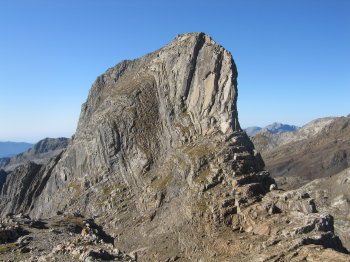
[0,169,8,192]
[0,153,63,216]
[0,33,348,261]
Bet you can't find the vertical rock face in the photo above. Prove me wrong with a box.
[0,33,348,261]
[27,32,265,219]
[0,153,62,216]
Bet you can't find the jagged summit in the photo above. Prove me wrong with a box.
[80,32,240,137]
[0,34,348,261]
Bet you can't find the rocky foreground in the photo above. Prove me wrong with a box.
[0,214,136,261]
[0,33,349,261]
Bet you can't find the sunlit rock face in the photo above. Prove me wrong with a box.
[27,32,261,219]
[0,33,348,261]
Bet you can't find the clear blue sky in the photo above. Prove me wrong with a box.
[0,0,349,142]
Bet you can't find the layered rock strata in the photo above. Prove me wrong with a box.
[0,33,348,261]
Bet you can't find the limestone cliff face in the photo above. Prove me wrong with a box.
[28,32,265,219]
[0,33,347,261]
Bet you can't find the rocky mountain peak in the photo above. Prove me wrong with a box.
[79,32,239,140]
[264,122,299,134]
[0,34,348,261]
[30,137,69,154]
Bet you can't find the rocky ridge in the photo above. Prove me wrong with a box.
[254,115,350,188]
[295,167,350,251]
[0,33,348,261]
[251,117,337,153]
[0,137,69,171]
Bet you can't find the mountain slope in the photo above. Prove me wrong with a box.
[0,33,347,261]
[254,116,350,188]
[252,117,337,153]
[0,137,69,171]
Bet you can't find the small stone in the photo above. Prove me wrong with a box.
[269,184,277,191]
[129,251,137,260]
[81,228,89,236]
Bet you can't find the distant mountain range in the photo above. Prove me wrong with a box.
[251,116,350,187]
[249,115,350,250]
[0,137,69,172]
[0,142,34,158]
[244,122,299,136]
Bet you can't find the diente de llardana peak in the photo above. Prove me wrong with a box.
[0,33,348,261]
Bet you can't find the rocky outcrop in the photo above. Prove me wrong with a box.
[1,137,69,171]
[0,138,69,204]
[0,33,348,261]
[18,32,257,219]
[0,214,135,261]
[295,167,350,250]
[0,153,63,216]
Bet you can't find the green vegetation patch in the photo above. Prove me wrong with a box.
[194,169,213,183]
[152,174,173,190]
[175,123,191,136]
[185,144,210,158]
[196,199,209,213]
[68,182,82,198]
[0,243,17,254]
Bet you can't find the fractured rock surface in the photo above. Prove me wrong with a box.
[295,167,350,251]
[0,33,348,261]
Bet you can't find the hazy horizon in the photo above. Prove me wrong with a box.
[1,0,349,143]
